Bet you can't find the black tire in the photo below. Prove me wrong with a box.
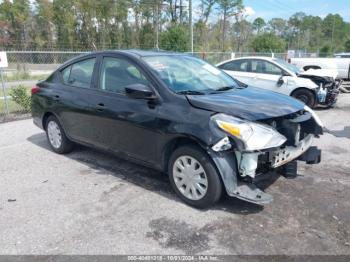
[168,145,222,209]
[292,89,316,108]
[45,115,74,154]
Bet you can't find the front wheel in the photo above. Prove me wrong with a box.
[168,145,222,209]
[292,89,316,108]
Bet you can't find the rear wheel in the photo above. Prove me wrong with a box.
[168,145,222,209]
[45,115,73,154]
[292,89,316,108]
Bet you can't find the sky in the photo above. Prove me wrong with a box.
[242,0,350,22]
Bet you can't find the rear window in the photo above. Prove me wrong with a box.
[61,58,96,88]
[220,60,249,72]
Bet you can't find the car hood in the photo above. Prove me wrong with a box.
[299,69,338,79]
[187,86,305,121]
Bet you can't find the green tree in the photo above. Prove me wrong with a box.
[0,0,31,49]
[267,18,286,36]
[160,24,189,51]
[33,0,54,49]
[53,0,76,49]
[345,39,350,52]
[319,45,331,57]
[199,0,216,25]
[250,33,285,52]
[217,0,243,50]
[253,17,265,34]
[322,14,347,52]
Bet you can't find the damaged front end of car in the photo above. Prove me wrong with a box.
[299,74,341,107]
[207,106,323,205]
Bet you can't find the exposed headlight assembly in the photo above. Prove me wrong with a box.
[212,114,287,151]
[304,105,324,127]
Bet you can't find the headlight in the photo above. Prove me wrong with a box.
[304,105,324,127]
[212,114,287,151]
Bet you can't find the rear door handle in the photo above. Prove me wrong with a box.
[96,103,105,112]
[53,95,60,101]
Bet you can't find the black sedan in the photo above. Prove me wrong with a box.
[32,50,323,208]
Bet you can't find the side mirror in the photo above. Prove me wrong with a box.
[125,84,156,100]
[277,76,284,87]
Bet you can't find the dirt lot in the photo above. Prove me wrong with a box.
[0,95,350,255]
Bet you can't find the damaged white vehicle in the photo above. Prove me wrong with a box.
[217,56,340,108]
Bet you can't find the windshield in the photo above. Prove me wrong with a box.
[142,55,239,94]
[274,58,303,74]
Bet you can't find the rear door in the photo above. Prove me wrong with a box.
[218,59,255,85]
[55,56,99,144]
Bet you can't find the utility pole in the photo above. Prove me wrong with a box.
[189,0,193,53]
[331,15,336,55]
[154,1,170,50]
[156,3,159,50]
[180,0,183,24]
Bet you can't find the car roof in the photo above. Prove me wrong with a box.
[58,49,189,70]
[120,49,185,57]
[80,49,186,58]
[216,56,276,66]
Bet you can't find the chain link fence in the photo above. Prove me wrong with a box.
[0,50,311,122]
[1,51,88,122]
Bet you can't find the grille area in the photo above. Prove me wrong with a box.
[261,110,313,146]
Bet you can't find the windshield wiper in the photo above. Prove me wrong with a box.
[234,79,248,88]
[176,90,205,95]
[215,86,235,92]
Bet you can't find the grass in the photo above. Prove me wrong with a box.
[0,86,32,115]
[1,86,32,97]
[0,98,25,114]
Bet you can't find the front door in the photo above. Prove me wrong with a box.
[88,55,161,164]
[249,59,289,93]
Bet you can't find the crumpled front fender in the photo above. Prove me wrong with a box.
[207,149,238,195]
[207,149,273,205]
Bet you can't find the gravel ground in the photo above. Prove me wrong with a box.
[0,94,350,255]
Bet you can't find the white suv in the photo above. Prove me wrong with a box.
[217,57,339,108]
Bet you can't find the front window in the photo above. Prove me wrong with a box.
[142,55,239,94]
[99,57,149,94]
[251,60,282,75]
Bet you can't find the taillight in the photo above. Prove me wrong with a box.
[31,86,40,95]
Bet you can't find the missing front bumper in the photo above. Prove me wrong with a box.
[228,182,273,204]
[209,132,321,205]
[271,135,313,168]
[270,134,314,168]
